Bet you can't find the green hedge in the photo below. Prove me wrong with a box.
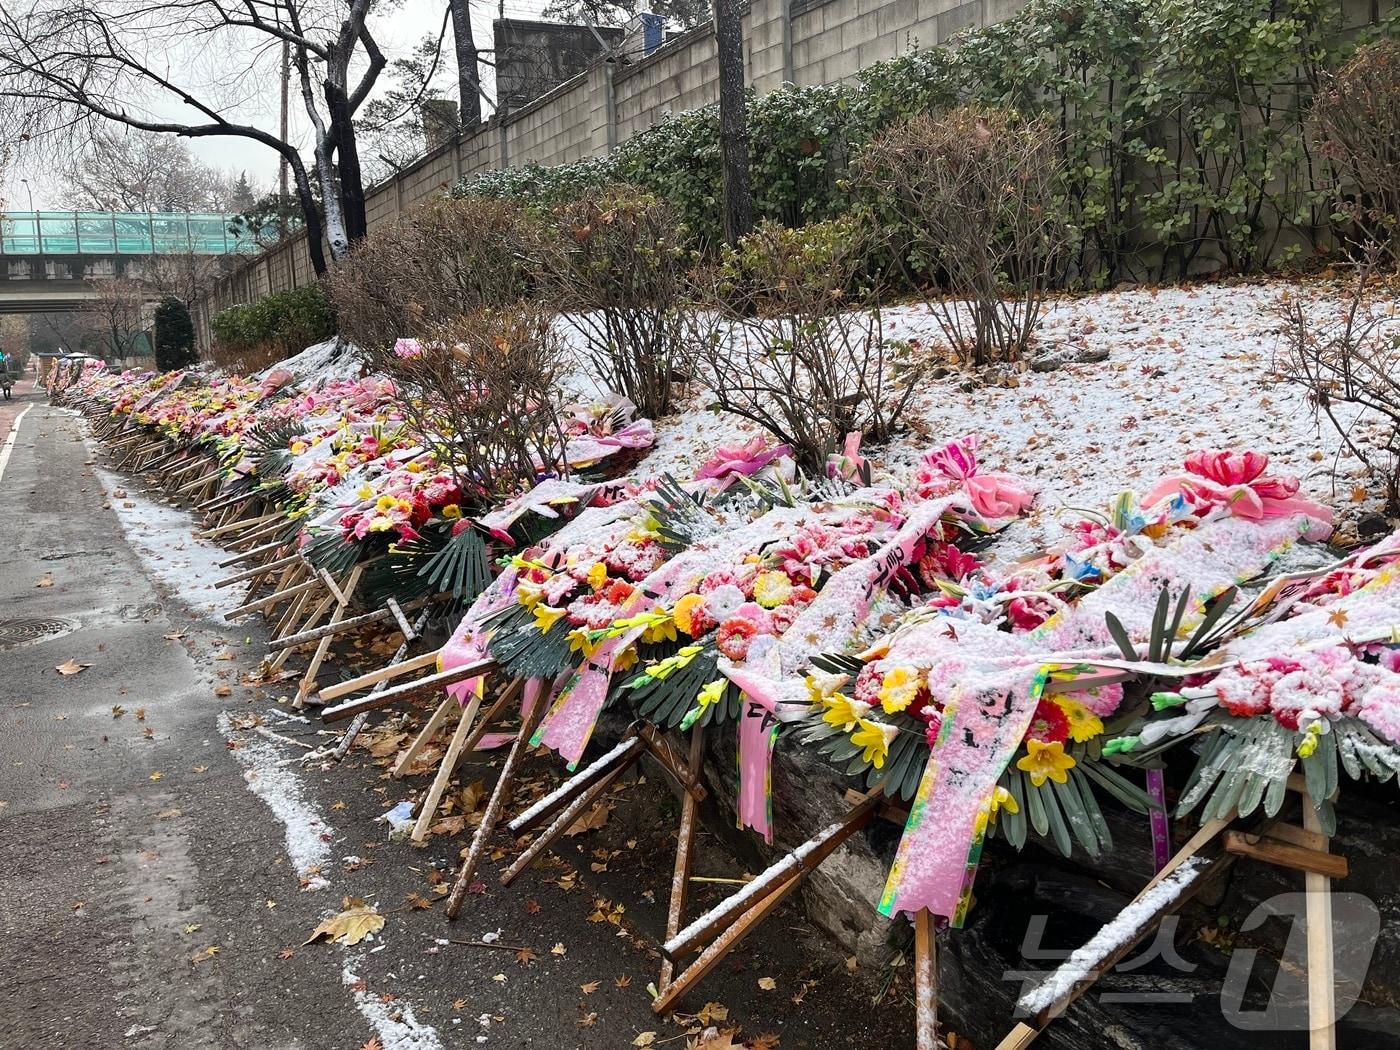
[211,286,337,359]
[457,0,1396,284]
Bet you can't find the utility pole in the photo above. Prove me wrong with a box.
[279,40,290,237]
[711,0,752,244]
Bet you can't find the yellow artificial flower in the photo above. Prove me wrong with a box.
[367,516,394,533]
[1297,721,1323,758]
[587,562,608,590]
[567,629,600,659]
[822,694,871,732]
[405,461,425,473]
[673,593,706,636]
[694,678,727,716]
[805,670,850,705]
[440,504,462,519]
[515,581,545,610]
[531,604,567,634]
[375,495,397,513]
[1053,696,1104,743]
[642,613,678,645]
[643,644,703,681]
[1016,739,1076,787]
[614,646,639,674]
[290,440,308,455]
[752,570,794,609]
[851,718,897,769]
[356,484,374,501]
[877,666,922,715]
[972,786,1020,837]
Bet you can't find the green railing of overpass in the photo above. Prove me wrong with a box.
[0,211,262,256]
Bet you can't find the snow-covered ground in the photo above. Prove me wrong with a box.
[638,279,1393,555]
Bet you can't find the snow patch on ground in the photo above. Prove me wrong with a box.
[342,960,444,1050]
[644,280,1393,556]
[94,464,231,619]
[216,711,333,889]
[259,338,363,387]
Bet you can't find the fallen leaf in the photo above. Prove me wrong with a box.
[515,946,537,964]
[360,1040,383,1050]
[566,800,612,837]
[278,947,296,959]
[149,772,163,782]
[183,923,201,935]
[615,975,632,989]
[193,765,209,773]
[35,576,53,588]
[697,1002,729,1024]
[551,942,567,956]
[157,808,182,820]
[580,981,600,994]
[214,686,233,698]
[56,660,90,676]
[748,1034,781,1049]
[304,897,386,947]
[694,1030,744,1050]
[757,976,776,991]
[632,1034,657,1047]
[492,973,507,984]
[111,705,125,718]
[191,945,220,963]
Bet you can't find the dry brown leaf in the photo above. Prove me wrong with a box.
[748,1036,781,1050]
[304,897,385,947]
[565,800,612,837]
[360,1040,383,1050]
[693,1030,744,1050]
[55,659,89,676]
[214,685,233,698]
[190,945,220,963]
[35,576,53,588]
[756,976,776,991]
[697,1002,729,1024]
[579,980,600,994]
[633,1034,658,1047]
[551,942,567,956]
[515,946,537,964]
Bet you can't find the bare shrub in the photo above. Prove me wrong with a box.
[1279,247,1400,514]
[531,186,693,418]
[363,302,570,509]
[1313,41,1400,265]
[325,195,534,354]
[686,218,925,473]
[851,107,1069,368]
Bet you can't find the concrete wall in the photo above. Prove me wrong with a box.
[194,0,1019,347]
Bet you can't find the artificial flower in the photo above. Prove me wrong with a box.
[877,666,922,714]
[1053,696,1104,743]
[1017,739,1076,787]
[851,718,897,769]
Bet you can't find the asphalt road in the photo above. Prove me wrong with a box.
[0,395,918,1050]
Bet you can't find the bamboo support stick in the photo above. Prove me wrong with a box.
[331,607,436,763]
[499,739,645,885]
[295,565,364,706]
[445,694,548,920]
[659,727,706,993]
[319,659,497,723]
[215,552,300,589]
[410,695,483,842]
[318,650,442,703]
[1302,798,1337,1050]
[914,910,938,1050]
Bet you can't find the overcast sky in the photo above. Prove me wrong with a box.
[5,0,542,211]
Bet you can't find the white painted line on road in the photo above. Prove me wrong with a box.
[0,404,33,486]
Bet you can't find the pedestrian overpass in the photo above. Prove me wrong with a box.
[0,211,260,314]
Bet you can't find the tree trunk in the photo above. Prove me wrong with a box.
[326,81,369,244]
[288,158,329,277]
[450,0,483,126]
[712,0,753,244]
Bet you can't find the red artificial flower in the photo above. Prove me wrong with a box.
[715,617,760,661]
[1026,698,1070,744]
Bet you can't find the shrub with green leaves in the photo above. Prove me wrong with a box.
[211,285,336,363]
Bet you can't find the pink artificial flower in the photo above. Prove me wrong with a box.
[694,437,792,487]
[926,434,980,480]
[1185,449,1269,486]
[393,338,424,360]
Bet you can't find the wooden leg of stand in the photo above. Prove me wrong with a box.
[270,590,337,672]
[294,566,362,707]
[1302,799,1337,1050]
[410,695,482,842]
[659,728,705,993]
[390,694,457,778]
[445,697,547,920]
[915,909,938,1050]
[499,740,644,886]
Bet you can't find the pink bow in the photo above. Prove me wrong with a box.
[1141,450,1333,541]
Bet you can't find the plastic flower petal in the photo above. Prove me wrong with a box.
[1016,739,1076,787]
[1053,696,1104,743]
[877,666,922,714]
[821,694,871,732]
[851,718,897,769]
[531,604,567,634]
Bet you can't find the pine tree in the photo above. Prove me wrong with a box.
[154,297,198,371]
